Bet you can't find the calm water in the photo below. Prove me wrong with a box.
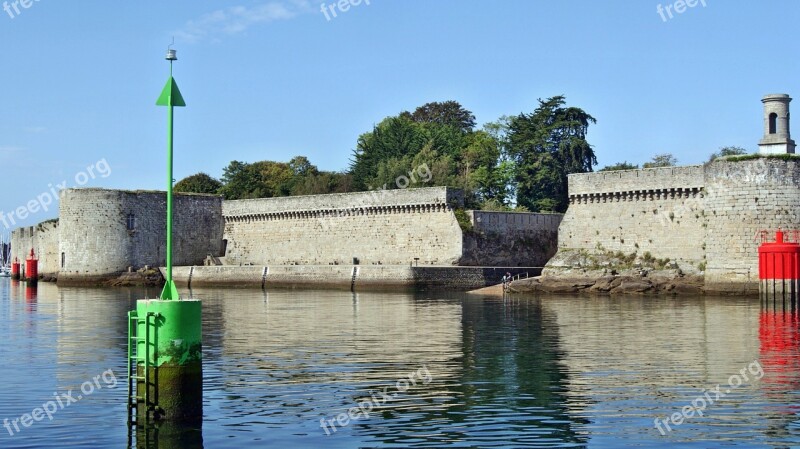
[0,279,799,448]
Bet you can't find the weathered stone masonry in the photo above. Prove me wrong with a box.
[54,189,223,284]
[11,220,59,278]
[13,186,562,285]
[549,159,800,293]
[222,187,562,267]
[559,165,706,274]
[223,188,466,266]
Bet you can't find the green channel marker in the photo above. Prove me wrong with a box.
[128,47,202,425]
[156,48,185,301]
[136,299,202,422]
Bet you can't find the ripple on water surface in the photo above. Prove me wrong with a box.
[0,282,798,448]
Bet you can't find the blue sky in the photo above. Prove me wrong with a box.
[1,0,798,229]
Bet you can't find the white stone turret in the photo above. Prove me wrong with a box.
[758,94,796,154]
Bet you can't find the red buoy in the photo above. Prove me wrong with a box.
[759,230,800,301]
[25,248,38,283]
[11,257,20,280]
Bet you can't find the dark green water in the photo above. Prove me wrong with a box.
[0,279,798,448]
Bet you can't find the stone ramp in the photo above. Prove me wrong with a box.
[466,283,506,296]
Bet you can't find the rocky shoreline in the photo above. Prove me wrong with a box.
[509,248,706,295]
[44,267,166,287]
[508,270,704,295]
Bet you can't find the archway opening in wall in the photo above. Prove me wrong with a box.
[769,112,778,134]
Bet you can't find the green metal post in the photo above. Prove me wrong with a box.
[166,82,173,284]
[156,52,185,301]
[127,48,201,426]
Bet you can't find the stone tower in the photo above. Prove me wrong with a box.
[758,94,796,154]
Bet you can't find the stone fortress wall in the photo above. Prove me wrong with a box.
[559,165,707,273]
[223,187,466,266]
[462,210,562,267]
[11,161,798,293]
[11,189,224,284]
[12,186,562,286]
[222,187,562,268]
[703,158,800,291]
[11,220,60,278]
[549,158,800,293]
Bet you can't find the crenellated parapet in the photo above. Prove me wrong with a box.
[569,187,704,204]
[221,186,561,267]
[15,185,562,284]
[224,202,454,224]
[222,187,467,267]
[549,157,800,294]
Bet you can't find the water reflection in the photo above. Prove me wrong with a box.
[130,420,203,449]
[1,282,800,448]
[759,299,800,441]
[442,296,585,447]
[193,289,587,448]
[539,296,800,447]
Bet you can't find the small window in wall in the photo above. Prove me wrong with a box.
[126,214,136,231]
[61,252,65,268]
[769,113,778,134]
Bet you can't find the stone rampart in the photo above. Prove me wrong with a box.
[15,186,561,286]
[704,158,800,293]
[544,158,800,295]
[57,188,223,283]
[222,187,561,268]
[557,166,706,273]
[461,211,562,266]
[568,165,704,195]
[222,187,466,266]
[11,220,59,277]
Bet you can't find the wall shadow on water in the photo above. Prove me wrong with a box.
[355,293,588,447]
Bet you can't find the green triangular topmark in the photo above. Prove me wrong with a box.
[156,77,186,107]
[160,280,180,300]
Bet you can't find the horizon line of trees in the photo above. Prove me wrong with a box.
[598,146,748,172]
[175,99,750,213]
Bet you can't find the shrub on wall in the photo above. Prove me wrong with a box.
[454,209,473,233]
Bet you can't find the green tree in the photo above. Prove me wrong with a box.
[507,96,597,212]
[291,171,353,195]
[350,101,527,208]
[599,161,639,171]
[708,146,748,162]
[218,160,294,200]
[643,153,677,168]
[174,172,222,194]
[350,115,430,190]
[218,161,257,199]
[288,155,318,177]
[406,101,476,133]
[482,117,516,207]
